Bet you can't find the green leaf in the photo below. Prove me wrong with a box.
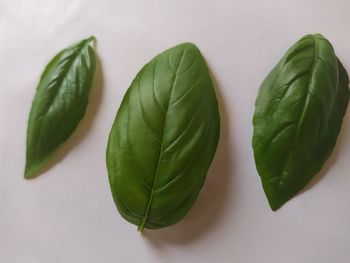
[106,43,220,231]
[253,34,349,210]
[25,36,96,179]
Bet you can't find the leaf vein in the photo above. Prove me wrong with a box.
[164,96,206,153]
[138,78,162,144]
[156,117,210,192]
[152,60,166,113]
[170,74,201,107]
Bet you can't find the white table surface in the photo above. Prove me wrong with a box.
[1,0,350,262]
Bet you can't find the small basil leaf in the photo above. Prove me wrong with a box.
[25,36,96,179]
[253,34,349,210]
[106,43,220,231]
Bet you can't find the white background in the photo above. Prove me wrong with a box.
[1,0,350,262]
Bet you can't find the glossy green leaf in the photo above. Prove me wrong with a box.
[106,43,220,231]
[25,36,96,179]
[253,34,349,210]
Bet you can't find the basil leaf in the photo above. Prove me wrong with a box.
[25,36,96,179]
[106,43,220,231]
[253,34,349,210]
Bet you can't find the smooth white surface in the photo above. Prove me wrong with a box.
[1,0,350,262]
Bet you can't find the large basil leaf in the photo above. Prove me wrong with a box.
[25,36,96,179]
[253,34,349,210]
[106,43,220,231]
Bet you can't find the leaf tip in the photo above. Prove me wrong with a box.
[269,204,280,211]
[88,35,96,41]
[24,167,34,180]
[312,33,324,38]
[86,36,96,47]
[24,161,42,180]
[181,42,199,50]
[267,196,287,211]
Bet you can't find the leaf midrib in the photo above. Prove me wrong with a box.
[274,35,319,195]
[138,48,187,231]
